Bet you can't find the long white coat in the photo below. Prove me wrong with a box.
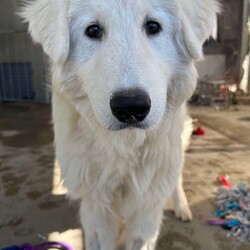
[21,1,219,249]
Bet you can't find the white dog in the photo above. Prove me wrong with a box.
[21,1,219,249]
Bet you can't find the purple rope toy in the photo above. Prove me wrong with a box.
[1,242,73,250]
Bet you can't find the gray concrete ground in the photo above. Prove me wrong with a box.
[0,103,250,250]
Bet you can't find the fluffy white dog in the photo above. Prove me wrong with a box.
[21,1,219,249]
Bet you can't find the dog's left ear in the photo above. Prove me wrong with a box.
[179,0,220,60]
[20,0,70,64]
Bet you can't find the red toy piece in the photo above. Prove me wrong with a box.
[193,126,205,136]
[217,176,231,188]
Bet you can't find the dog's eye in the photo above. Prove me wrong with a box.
[146,21,162,35]
[85,25,103,39]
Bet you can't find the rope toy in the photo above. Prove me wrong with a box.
[0,242,73,250]
[208,180,250,242]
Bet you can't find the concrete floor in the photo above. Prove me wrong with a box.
[0,103,250,250]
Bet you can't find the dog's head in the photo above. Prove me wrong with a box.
[21,0,219,131]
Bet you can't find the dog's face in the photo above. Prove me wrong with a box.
[21,0,219,131]
[68,0,180,130]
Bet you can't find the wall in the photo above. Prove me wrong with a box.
[0,0,49,103]
[196,55,226,81]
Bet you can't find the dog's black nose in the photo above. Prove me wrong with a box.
[110,89,151,123]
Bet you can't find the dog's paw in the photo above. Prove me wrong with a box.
[174,205,193,222]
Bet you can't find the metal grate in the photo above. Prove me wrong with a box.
[0,62,34,101]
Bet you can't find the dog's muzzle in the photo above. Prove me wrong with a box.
[110,89,151,124]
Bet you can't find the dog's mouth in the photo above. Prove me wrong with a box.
[108,121,151,131]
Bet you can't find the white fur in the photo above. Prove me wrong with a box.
[21,1,219,249]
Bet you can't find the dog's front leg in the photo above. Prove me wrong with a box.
[126,205,163,250]
[80,200,118,250]
[172,175,193,221]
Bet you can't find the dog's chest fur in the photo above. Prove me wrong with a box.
[53,93,183,218]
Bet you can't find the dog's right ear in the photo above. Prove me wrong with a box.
[20,0,69,64]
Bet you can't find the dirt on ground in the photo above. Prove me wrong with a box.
[0,103,250,250]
